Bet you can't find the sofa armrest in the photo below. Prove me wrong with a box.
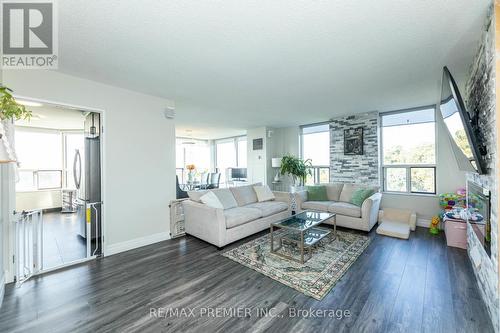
[293,190,308,211]
[182,200,226,247]
[361,192,382,230]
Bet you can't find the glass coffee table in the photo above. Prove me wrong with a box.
[270,211,336,264]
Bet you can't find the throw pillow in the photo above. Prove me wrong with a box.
[253,185,275,202]
[351,188,375,207]
[200,191,224,209]
[306,185,328,201]
[211,188,238,209]
[187,190,208,203]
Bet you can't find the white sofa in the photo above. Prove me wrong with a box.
[183,184,292,248]
[294,183,382,232]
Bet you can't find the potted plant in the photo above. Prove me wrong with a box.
[0,86,32,163]
[0,86,32,122]
[279,154,313,192]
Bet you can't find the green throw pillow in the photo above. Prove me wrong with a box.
[351,188,375,207]
[307,186,328,201]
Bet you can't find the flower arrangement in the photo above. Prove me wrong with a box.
[186,164,196,183]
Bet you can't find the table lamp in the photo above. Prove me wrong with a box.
[271,157,281,182]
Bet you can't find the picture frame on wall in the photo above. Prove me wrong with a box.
[344,127,363,155]
[253,138,263,150]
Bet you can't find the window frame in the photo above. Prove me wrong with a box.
[300,122,331,185]
[16,169,64,191]
[214,135,247,170]
[36,170,63,190]
[380,105,437,195]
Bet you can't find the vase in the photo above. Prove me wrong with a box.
[187,171,194,183]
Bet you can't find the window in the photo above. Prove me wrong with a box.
[381,107,436,194]
[175,138,211,183]
[215,136,247,184]
[301,124,330,185]
[37,170,62,189]
[15,128,64,191]
[237,138,247,168]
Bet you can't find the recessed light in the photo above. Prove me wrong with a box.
[16,100,43,107]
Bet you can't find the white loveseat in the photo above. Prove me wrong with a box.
[294,183,382,232]
[183,184,291,248]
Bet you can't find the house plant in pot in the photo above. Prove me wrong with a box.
[279,154,313,192]
[0,86,32,163]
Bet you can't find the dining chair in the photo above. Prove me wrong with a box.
[176,175,189,199]
[207,173,221,189]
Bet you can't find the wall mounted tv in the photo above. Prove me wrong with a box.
[439,66,487,174]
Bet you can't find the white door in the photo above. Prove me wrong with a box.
[13,210,43,285]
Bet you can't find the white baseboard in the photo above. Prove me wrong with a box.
[0,273,4,309]
[105,232,170,256]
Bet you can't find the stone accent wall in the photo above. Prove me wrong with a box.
[329,112,379,185]
[464,9,499,331]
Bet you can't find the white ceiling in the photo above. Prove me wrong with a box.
[56,0,490,139]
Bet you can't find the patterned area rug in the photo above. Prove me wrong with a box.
[222,230,371,300]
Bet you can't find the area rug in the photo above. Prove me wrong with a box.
[222,230,371,300]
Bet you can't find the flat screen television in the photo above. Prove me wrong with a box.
[439,66,486,174]
[230,168,247,180]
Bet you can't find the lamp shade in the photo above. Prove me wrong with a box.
[271,157,281,168]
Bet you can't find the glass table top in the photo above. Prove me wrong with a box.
[272,211,334,231]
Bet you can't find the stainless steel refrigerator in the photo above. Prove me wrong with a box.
[75,112,102,255]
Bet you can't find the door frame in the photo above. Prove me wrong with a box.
[2,95,106,283]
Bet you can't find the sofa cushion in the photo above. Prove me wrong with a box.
[306,185,328,201]
[351,188,375,207]
[302,201,335,212]
[325,183,344,201]
[328,202,361,218]
[200,191,224,209]
[187,190,208,203]
[253,185,275,202]
[230,183,260,206]
[339,183,379,203]
[246,201,288,217]
[211,188,238,209]
[224,207,263,229]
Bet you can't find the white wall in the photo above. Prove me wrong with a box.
[15,190,62,211]
[3,70,176,256]
[246,127,268,184]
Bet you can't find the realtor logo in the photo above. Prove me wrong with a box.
[2,0,58,68]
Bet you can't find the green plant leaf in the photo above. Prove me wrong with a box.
[0,85,32,121]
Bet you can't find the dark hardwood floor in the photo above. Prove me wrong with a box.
[42,212,86,269]
[0,227,494,333]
